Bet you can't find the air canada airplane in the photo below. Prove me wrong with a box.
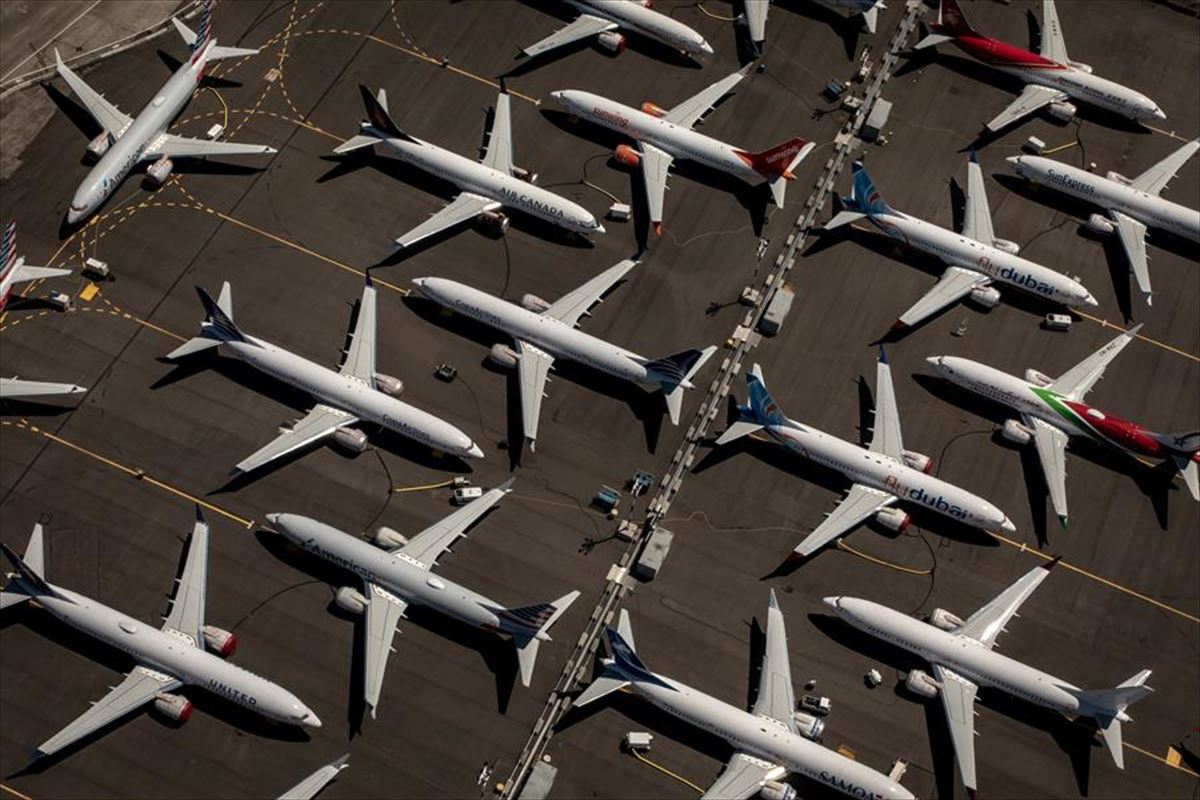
[521,0,713,60]
[0,221,71,310]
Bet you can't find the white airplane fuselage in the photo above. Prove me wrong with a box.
[570,0,712,56]
[995,63,1159,124]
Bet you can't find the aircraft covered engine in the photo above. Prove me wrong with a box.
[374,373,404,397]
[902,449,934,474]
[489,343,519,368]
[642,0,653,7]
[597,31,626,53]
[613,144,641,167]
[373,525,408,549]
[154,692,194,722]
[929,608,965,631]
[87,131,112,159]
[335,585,368,615]
[641,101,667,118]
[202,625,237,657]
[1047,100,1077,123]
[1068,61,1093,74]
[991,238,1020,255]
[521,293,551,313]
[1001,418,1034,445]
[905,669,940,699]
[1086,212,1115,236]
[1024,368,1053,387]
[875,507,910,533]
[792,710,825,741]
[760,782,797,800]
[511,166,539,185]
[478,210,510,237]
[1105,170,1132,186]
[146,156,174,186]
[331,427,369,454]
[969,285,1002,309]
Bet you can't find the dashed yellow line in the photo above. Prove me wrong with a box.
[1076,313,1199,363]
[1125,741,1200,778]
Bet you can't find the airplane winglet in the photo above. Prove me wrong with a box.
[968,148,979,164]
[889,319,907,332]
[496,477,516,493]
[194,503,206,524]
[365,271,374,288]
[499,77,509,96]
[767,588,780,610]
[878,344,889,364]
[1043,555,1062,571]
[1058,514,1068,530]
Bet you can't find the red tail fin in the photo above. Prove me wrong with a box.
[937,0,976,36]
[735,137,807,179]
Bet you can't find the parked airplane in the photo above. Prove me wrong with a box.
[410,258,716,450]
[551,68,812,232]
[55,0,276,225]
[928,325,1199,526]
[266,482,580,716]
[914,0,1165,132]
[1008,140,1200,306]
[521,0,713,60]
[278,754,349,800]
[825,157,1097,330]
[0,510,320,759]
[333,85,603,250]
[743,0,887,49]
[0,377,86,401]
[166,277,482,474]
[825,561,1154,794]
[574,594,914,800]
[716,351,1014,559]
[1,221,71,309]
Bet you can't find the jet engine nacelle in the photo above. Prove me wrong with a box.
[613,144,641,167]
[760,782,797,800]
[929,607,965,631]
[875,507,910,533]
[597,31,626,53]
[478,210,510,237]
[642,0,653,8]
[905,669,940,699]
[641,101,667,118]
[146,156,174,186]
[154,692,194,722]
[968,285,1002,309]
[1105,170,1132,186]
[902,449,934,474]
[335,585,368,615]
[792,710,825,741]
[87,131,112,159]
[331,427,369,454]
[1086,212,1115,236]
[991,238,1020,255]
[373,525,408,549]
[374,373,404,397]
[1024,368,1053,387]
[1001,418,1034,445]
[201,625,237,657]
[1047,100,1077,123]
[489,343,519,368]
[511,166,539,185]
[521,293,551,313]
[1068,61,1094,74]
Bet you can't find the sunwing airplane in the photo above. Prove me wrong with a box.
[0,377,86,401]
[411,258,716,451]
[333,85,603,250]
[928,325,1199,527]
[0,220,72,309]
[55,0,276,225]
[521,0,713,60]
[743,0,888,49]
[825,561,1154,795]
[266,482,580,716]
[913,0,1165,132]
[551,67,813,233]
[574,595,914,800]
[166,277,482,475]
[1008,140,1200,307]
[0,510,320,759]
[716,350,1014,560]
[825,157,1097,330]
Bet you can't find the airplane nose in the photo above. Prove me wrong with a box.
[302,710,322,728]
[1000,517,1016,533]
[466,443,484,459]
[1153,107,1167,121]
[550,90,565,104]
[925,356,944,370]
[1005,156,1021,166]
[700,41,714,55]
[1085,293,1099,307]
[594,222,606,234]
[822,596,842,610]
[265,513,280,525]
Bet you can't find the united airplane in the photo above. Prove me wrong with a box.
[521,0,713,60]
[551,67,813,233]
[0,221,71,310]
[0,510,320,759]
[166,277,482,475]
[333,85,603,250]
[266,482,579,716]
[928,325,1199,527]
[574,595,914,800]
[826,561,1154,794]
[715,350,1014,560]
[914,0,1165,132]
[411,258,716,451]
[825,157,1097,330]
[55,0,276,225]
[1008,140,1200,306]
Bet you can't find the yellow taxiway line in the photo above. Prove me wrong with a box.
[629,749,704,795]
[1125,741,1200,778]
[0,784,33,800]
[1075,312,1199,363]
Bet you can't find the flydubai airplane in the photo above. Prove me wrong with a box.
[0,221,71,309]
[551,67,813,232]
[521,0,713,60]
[914,0,1165,132]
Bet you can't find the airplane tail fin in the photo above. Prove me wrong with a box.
[165,282,247,359]
[715,362,790,446]
[824,161,889,230]
[343,85,419,150]
[591,609,674,692]
[1,524,66,607]
[737,137,812,182]
[1142,431,1199,500]
[646,346,718,426]
[913,0,972,49]
[507,590,581,687]
[573,608,639,708]
[1,219,15,276]
[171,0,259,63]
[1070,670,1154,769]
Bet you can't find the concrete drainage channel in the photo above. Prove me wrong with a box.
[499,4,923,797]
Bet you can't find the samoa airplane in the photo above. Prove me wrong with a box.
[165,277,482,475]
[573,594,914,800]
[520,0,713,60]
[551,67,813,233]
[265,482,579,716]
[927,324,1199,527]
[743,0,888,50]
[0,509,320,759]
[715,350,1014,561]
[0,220,71,310]
[913,0,1165,132]
[55,0,276,225]
[333,85,603,250]
[824,157,1097,330]
[410,258,716,451]
[825,561,1154,795]
[1008,139,1200,306]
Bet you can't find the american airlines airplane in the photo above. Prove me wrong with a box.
[0,220,71,309]
[166,277,482,474]
[928,325,1199,526]
[333,85,603,250]
[551,67,813,233]
[0,510,320,759]
[1008,140,1200,306]
[743,0,888,49]
[825,157,1097,330]
[521,0,713,60]
[55,0,276,225]
[411,258,716,451]
[0,377,86,401]
[914,0,1165,132]
[574,595,914,800]
[266,482,579,715]
[715,351,1015,560]
[825,560,1155,794]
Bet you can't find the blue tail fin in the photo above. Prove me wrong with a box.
[746,364,787,426]
[849,161,891,216]
[197,285,245,343]
[606,626,674,691]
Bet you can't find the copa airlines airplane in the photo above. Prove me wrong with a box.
[1008,140,1200,306]
[266,482,579,716]
[575,596,914,800]
[166,277,482,474]
[825,157,1097,330]
[826,561,1154,795]
[411,259,716,451]
[55,0,276,225]
[521,0,713,60]
[1,511,320,759]
[928,325,1199,527]
[333,85,603,250]
[0,221,71,309]
[914,0,1165,132]
[552,67,813,233]
[716,351,1014,560]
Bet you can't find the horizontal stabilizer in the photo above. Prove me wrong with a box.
[653,345,717,425]
[510,590,580,687]
[207,44,259,60]
[1173,456,1199,501]
[913,32,954,50]
[573,668,630,708]
[715,420,764,446]
[824,209,866,230]
[333,134,379,155]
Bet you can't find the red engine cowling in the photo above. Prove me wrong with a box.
[902,449,933,474]
[875,507,910,533]
[613,144,641,167]
[597,31,626,53]
[154,692,193,722]
[202,625,237,657]
[641,101,666,118]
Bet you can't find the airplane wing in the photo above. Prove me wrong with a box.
[793,484,898,557]
[1038,0,1070,64]
[0,377,85,400]
[520,13,618,59]
[750,590,798,733]
[161,508,208,646]
[145,133,276,160]
[868,349,904,460]
[930,663,980,792]
[664,67,750,129]
[1129,138,1200,196]
[638,142,674,229]
[393,192,501,249]
[543,257,638,328]
[984,84,1067,133]
[54,50,132,136]
[35,665,182,757]
[1026,415,1070,524]
[962,153,996,245]
[1109,211,1152,304]
[234,403,359,475]
[743,0,769,44]
[955,561,1055,649]
[1046,323,1141,400]
[8,264,73,285]
[395,480,513,569]
[897,266,990,328]
[277,754,350,800]
[362,581,407,717]
[481,92,513,174]
[702,752,785,800]
[516,340,555,446]
[339,280,376,382]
